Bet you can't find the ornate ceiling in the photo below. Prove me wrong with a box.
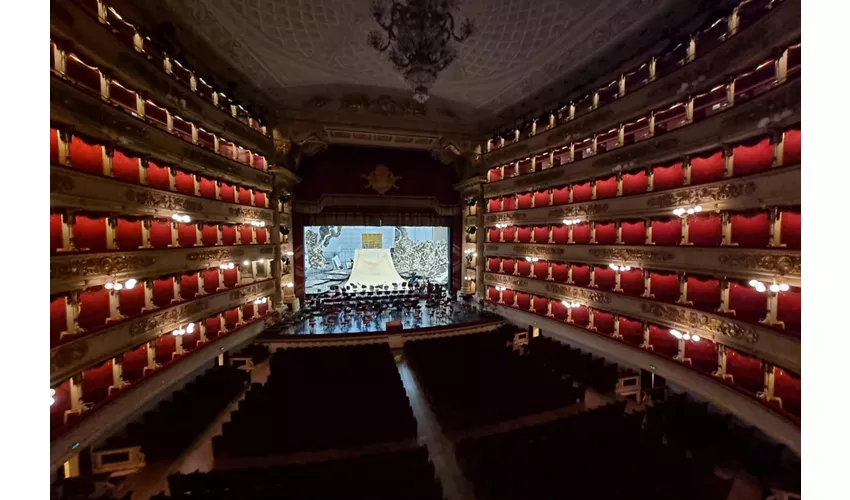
[156,0,683,123]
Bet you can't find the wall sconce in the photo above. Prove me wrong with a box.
[525,256,539,262]
[608,263,631,272]
[171,214,192,223]
[104,278,137,291]
[495,223,509,229]
[561,300,581,308]
[50,388,56,406]
[749,280,790,293]
[672,205,702,217]
[285,282,294,288]
[562,219,581,226]
[253,297,269,305]
[670,328,700,342]
[250,220,267,227]
[219,263,236,270]
[173,322,196,336]
[496,286,507,291]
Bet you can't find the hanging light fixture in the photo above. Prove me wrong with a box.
[368,0,474,104]
[749,280,791,293]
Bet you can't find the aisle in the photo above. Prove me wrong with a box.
[129,361,271,500]
[397,359,478,500]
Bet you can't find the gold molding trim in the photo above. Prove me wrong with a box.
[717,253,801,277]
[587,248,676,263]
[639,303,759,344]
[544,282,611,304]
[646,182,757,208]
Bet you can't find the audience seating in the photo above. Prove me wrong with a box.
[213,344,417,458]
[96,365,248,461]
[151,447,442,500]
[404,328,584,431]
[526,335,624,393]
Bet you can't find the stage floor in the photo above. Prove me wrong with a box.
[258,300,499,338]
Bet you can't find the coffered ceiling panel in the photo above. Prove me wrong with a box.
[158,0,681,121]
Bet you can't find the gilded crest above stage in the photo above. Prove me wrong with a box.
[362,165,402,195]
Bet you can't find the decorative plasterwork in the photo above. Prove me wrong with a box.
[483,79,801,196]
[493,305,800,454]
[50,167,274,225]
[50,279,276,386]
[483,272,800,373]
[482,0,800,165]
[50,75,273,191]
[50,319,269,471]
[294,195,461,217]
[483,243,801,287]
[482,166,800,226]
[325,127,443,150]
[50,0,274,156]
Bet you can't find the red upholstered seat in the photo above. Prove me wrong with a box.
[552,186,571,205]
[532,261,548,279]
[118,285,145,317]
[620,269,644,296]
[222,226,237,246]
[223,268,238,288]
[220,182,236,203]
[533,226,549,243]
[488,228,501,242]
[172,116,193,143]
[688,213,722,246]
[692,84,729,121]
[237,147,252,165]
[488,258,500,273]
[502,196,517,211]
[729,282,767,324]
[596,176,618,199]
[239,226,253,244]
[256,228,268,244]
[155,335,177,364]
[773,368,801,417]
[622,170,648,195]
[783,129,801,165]
[175,170,196,196]
[205,316,222,339]
[517,192,533,210]
[51,380,72,431]
[502,258,516,275]
[146,161,171,191]
[650,219,681,246]
[552,225,569,244]
[238,187,253,205]
[253,154,267,170]
[595,223,617,245]
[594,267,616,291]
[516,260,531,277]
[593,310,615,334]
[82,359,113,406]
[551,300,567,320]
[733,61,777,103]
[179,273,200,300]
[777,289,801,335]
[653,103,688,134]
[572,182,593,203]
[144,100,169,128]
[177,223,198,247]
[112,149,141,183]
[258,302,270,316]
[503,227,516,243]
[623,117,651,145]
[652,162,684,191]
[51,213,64,253]
[648,324,678,358]
[534,190,550,207]
[116,218,143,250]
[621,220,647,245]
[687,276,721,311]
[573,223,591,244]
[74,216,108,252]
[502,290,515,306]
[149,219,173,248]
[201,225,218,246]
[242,303,256,322]
[69,136,103,175]
[725,348,764,395]
[533,296,548,314]
[503,163,517,178]
[551,263,569,282]
[536,154,552,170]
[51,296,68,346]
[224,308,239,329]
[690,150,726,185]
[518,159,533,175]
[152,277,176,308]
[181,327,201,352]
[730,212,770,248]
[733,137,774,176]
[780,210,801,249]
[517,227,532,243]
[51,128,61,165]
[618,317,643,346]
[596,128,620,154]
[66,55,102,93]
[219,141,235,160]
[571,265,591,287]
[684,338,718,374]
[488,168,502,182]
[254,191,267,208]
[571,306,589,327]
[650,272,680,303]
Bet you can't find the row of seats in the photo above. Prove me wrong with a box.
[404,328,585,431]
[95,365,249,461]
[212,344,417,458]
[526,336,625,393]
[488,0,789,151]
[152,447,443,500]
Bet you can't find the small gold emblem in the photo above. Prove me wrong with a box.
[362,165,401,195]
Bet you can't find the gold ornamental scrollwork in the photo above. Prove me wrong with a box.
[639,303,759,344]
[512,245,565,258]
[544,283,611,304]
[50,340,90,371]
[511,169,563,189]
[50,172,75,193]
[646,182,757,208]
[128,299,209,337]
[185,248,246,262]
[587,248,676,263]
[228,281,276,301]
[717,253,801,277]
[51,255,158,280]
[485,244,499,252]
[125,189,203,212]
[547,203,610,218]
[487,274,528,288]
[484,212,527,224]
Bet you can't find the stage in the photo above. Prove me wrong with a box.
[257,299,502,340]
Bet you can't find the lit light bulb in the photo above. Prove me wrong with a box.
[686,208,695,215]
[173,330,181,336]
[259,221,266,227]
[286,251,294,256]
[779,284,790,292]
[114,283,124,291]
[104,282,115,290]
[286,282,294,288]
[187,323,195,333]
[755,283,767,293]
[525,257,532,261]
[769,284,780,293]
[171,214,181,221]
[609,264,618,270]
[561,300,569,306]
[694,206,703,213]
[691,335,701,342]
[673,208,685,216]
[125,278,137,289]
[623,266,631,271]
[749,280,760,287]
[670,329,683,339]
[182,215,191,223]
[683,333,691,341]
[243,260,250,265]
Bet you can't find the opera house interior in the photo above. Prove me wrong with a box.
[32,0,819,498]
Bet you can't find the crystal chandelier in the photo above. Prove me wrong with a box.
[368,0,474,104]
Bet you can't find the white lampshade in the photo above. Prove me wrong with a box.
[769,284,780,293]
[694,205,703,212]
[670,329,683,339]
[749,279,759,287]
[182,215,191,223]
[104,282,115,290]
[686,208,695,215]
[691,335,701,342]
[683,333,691,340]
[609,263,618,270]
[779,284,790,292]
[114,283,124,291]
